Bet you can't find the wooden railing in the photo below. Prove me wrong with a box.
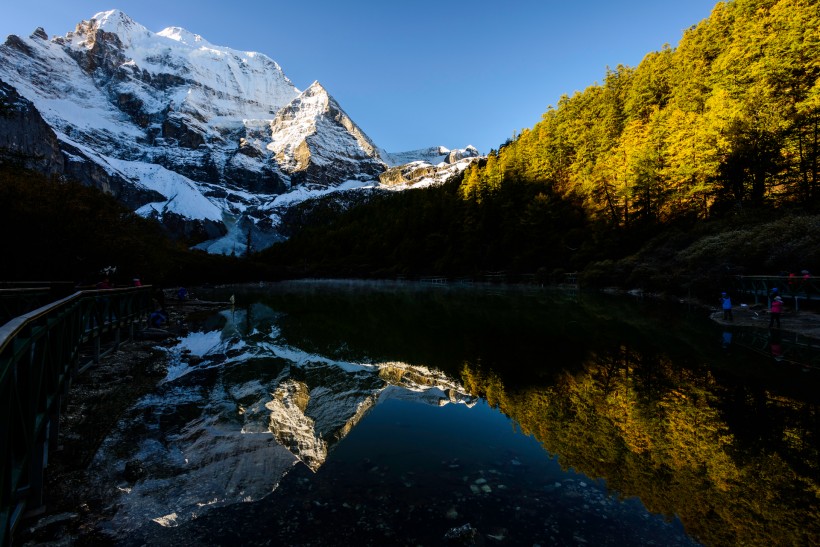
[0,286,153,546]
[732,275,819,310]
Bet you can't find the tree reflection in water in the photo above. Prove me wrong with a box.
[127,281,820,545]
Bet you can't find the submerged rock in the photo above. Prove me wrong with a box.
[445,523,480,545]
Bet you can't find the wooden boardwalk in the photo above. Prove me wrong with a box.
[0,286,153,546]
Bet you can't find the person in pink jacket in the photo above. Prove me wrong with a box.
[769,296,783,328]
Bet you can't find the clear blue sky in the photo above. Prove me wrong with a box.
[0,1,719,154]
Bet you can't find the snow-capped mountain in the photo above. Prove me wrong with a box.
[381,145,479,168]
[0,10,481,252]
[379,145,480,189]
[89,304,476,531]
[267,81,385,187]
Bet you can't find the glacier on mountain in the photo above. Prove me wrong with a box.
[0,9,482,253]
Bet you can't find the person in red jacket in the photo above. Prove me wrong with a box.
[769,296,783,328]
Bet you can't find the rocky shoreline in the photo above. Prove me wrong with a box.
[13,296,228,546]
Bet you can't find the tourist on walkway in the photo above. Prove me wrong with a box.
[720,292,733,321]
[769,296,783,328]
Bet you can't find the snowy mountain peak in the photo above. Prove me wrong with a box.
[278,81,339,120]
[293,81,332,114]
[91,9,140,31]
[266,81,385,186]
[305,80,327,95]
[156,26,207,47]
[74,10,151,49]
[0,9,483,254]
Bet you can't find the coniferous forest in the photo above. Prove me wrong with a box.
[3,3,820,546]
[3,0,820,295]
[264,0,820,296]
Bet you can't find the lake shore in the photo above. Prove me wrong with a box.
[600,286,820,342]
[709,304,820,341]
[12,294,228,545]
[11,284,820,544]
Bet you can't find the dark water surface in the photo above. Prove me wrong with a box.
[91,280,819,546]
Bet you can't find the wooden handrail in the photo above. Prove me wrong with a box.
[730,275,819,310]
[0,286,154,546]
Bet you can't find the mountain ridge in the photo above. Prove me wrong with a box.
[0,9,481,252]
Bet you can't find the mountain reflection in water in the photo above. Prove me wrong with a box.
[92,280,819,546]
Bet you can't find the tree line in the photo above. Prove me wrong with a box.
[4,0,820,292]
[265,0,820,292]
[462,0,819,223]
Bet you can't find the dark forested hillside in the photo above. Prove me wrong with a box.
[262,177,588,280]
[0,165,268,284]
[264,0,820,293]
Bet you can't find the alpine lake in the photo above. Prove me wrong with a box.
[86,280,819,546]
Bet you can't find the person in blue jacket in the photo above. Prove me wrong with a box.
[720,292,733,321]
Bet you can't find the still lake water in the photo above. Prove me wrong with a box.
[90,280,820,546]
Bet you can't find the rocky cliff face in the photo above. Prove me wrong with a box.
[0,10,481,250]
[0,76,64,176]
[0,76,169,209]
[268,82,386,188]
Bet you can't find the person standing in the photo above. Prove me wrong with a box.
[769,296,783,328]
[720,292,733,321]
